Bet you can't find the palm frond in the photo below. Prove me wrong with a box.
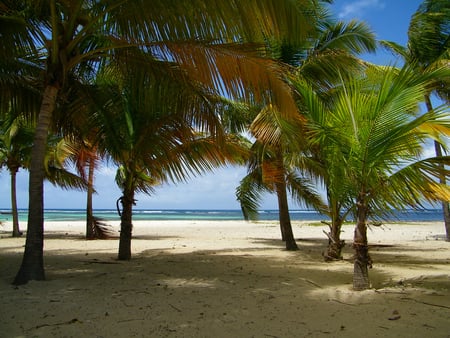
[285,171,327,212]
[236,173,267,221]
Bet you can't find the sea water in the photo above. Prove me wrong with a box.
[0,208,446,223]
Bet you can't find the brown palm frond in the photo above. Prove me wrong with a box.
[91,217,116,239]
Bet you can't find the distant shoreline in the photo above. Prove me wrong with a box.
[0,208,446,223]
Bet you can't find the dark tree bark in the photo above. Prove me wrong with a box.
[323,215,345,261]
[118,188,135,260]
[86,157,96,239]
[352,193,371,290]
[425,96,450,241]
[275,179,298,251]
[444,203,450,242]
[13,85,58,285]
[10,165,22,237]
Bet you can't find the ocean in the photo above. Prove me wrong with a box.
[0,208,446,223]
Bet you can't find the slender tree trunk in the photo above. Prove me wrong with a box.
[275,179,298,251]
[10,167,22,237]
[324,216,344,261]
[86,157,95,239]
[118,188,135,260]
[425,96,450,241]
[352,193,371,290]
[434,141,450,241]
[13,85,58,285]
[444,202,450,242]
[324,199,345,261]
[434,140,450,241]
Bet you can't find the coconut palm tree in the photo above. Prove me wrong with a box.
[61,138,103,239]
[2,0,325,284]
[381,0,450,240]
[0,116,33,237]
[294,19,377,258]
[91,52,250,260]
[297,64,450,290]
[237,103,326,250]
[237,17,376,252]
[0,115,87,237]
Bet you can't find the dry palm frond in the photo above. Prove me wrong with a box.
[92,217,116,239]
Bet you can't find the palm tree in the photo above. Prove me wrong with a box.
[237,17,376,252]
[0,116,87,237]
[0,116,33,237]
[96,84,248,260]
[294,19,376,258]
[381,0,450,240]
[64,139,102,239]
[297,64,450,290]
[2,0,325,285]
[92,54,250,260]
[237,104,325,250]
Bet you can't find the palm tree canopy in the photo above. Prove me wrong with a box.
[296,64,450,215]
[381,0,450,103]
[1,0,331,117]
[408,0,450,67]
[90,52,250,195]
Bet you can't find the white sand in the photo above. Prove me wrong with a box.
[1,220,449,337]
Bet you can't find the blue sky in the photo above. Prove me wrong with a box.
[0,0,427,210]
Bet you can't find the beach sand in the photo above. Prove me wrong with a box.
[0,220,449,337]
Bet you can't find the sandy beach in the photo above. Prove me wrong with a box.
[1,220,449,337]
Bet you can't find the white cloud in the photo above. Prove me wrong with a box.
[338,0,385,19]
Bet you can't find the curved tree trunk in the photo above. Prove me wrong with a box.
[118,188,135,260]
[13,85,58,285]
[425,96,450,241]
[434,141,450,241]
[275,180,298,251]
[352,193,371,290]
[86,157,95,239]
[10,167,22,237]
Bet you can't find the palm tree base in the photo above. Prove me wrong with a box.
[12,231,23,238]
[285,240,299,251]
[324,240,345,261]
[352,243,371,290]
[13,259,45,285]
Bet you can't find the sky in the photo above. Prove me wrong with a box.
[0,0,428,210]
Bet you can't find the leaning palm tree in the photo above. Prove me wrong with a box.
[297,64,450,290]
[2,0,325,285]
[381,0,450,240]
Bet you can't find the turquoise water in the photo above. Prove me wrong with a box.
[0,208,445,222]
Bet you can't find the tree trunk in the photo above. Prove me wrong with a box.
[10,166,22,237]
[118,189,135,260]
[275,180,298,251]
[324,215,344,261]
[434,140,450,241]
[425,96,450,241]
[352,194,371,290]
[86,157,95,239]
[13,85,58,285]
[444,202,450,242]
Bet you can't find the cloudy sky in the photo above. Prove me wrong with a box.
[0,0,427,210]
